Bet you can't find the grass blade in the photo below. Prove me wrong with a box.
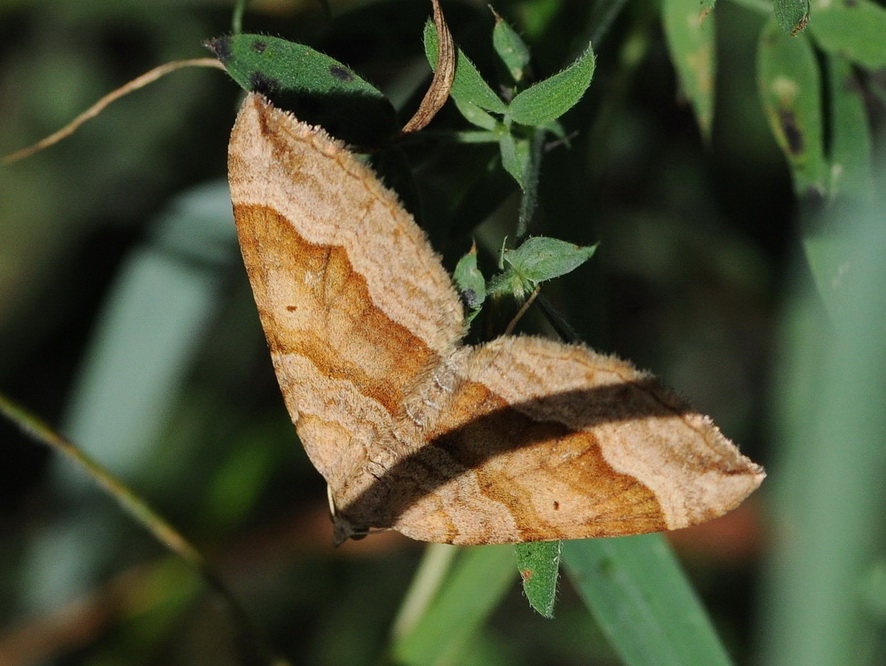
[758,181,886,666]
[563,534,732,666]
[390,545,515,664]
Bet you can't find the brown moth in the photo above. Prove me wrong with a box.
[228,93,765,546]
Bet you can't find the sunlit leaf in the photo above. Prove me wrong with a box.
[489,236,596,299]
[515,541,561,618]
[206,33,396,145]
[424,20,507,113]
[507,44,596,126]
[503,236,596,283]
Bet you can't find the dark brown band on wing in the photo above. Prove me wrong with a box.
[338,377,670,544]
[235,203,440,416]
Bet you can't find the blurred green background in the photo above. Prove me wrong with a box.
[1,0,884,664]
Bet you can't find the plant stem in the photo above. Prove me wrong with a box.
[516,128,546,238]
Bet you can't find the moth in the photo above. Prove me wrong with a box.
[228,93,764,546]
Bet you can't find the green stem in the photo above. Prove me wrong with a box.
[232,1,243,33]
[515,128,546,239]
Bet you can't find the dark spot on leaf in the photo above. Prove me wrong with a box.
[329,65,354,82]
[553,500,560,510]
[249,72,280,96]
[286,305,297,312]
[778,109,804,154]
[252,40,267,54]
[204,36,232,63]
[520,568,533,582]
[461,289,480,309]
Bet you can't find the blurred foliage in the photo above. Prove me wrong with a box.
[1,0,885,665]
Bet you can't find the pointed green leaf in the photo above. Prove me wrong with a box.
[757,20,827,197]
[488,236,596,299]
[503,236,597,284]
[499,132,529,189]
[774,0,811,36]
[493,13,531,83]
[508,44,595,126]
[453,98,498,131]
[206,33,396,145]
[662,0,717,139]
[515,541,561,618]
[564,535,732,666]
[423,20,507,114]
[809,0,886,69]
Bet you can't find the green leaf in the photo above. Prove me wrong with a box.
[493,13,531,84]
[756,20,827,197]
[498,131,529,189]
[515,541,561,618]
[453,98,498,131]
[207,33,384,101]
[563,535,732,666]
[423,20,507,114]
[453,244,487,317]
[489,236,596,300]
[507,44,595,126]
[206,33,396,146]
[809,0,886,69]
[774,0,811,36]
[825,56,872,200]
[662,0,717,139]
[391,546,515,665]
[503,236,597,283]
